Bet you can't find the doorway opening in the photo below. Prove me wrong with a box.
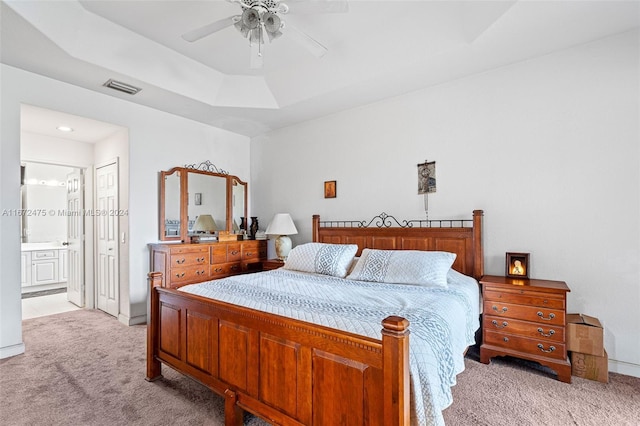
[20,161,84,319]
[20,104,128,321]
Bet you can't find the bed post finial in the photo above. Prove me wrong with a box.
[381,316,410,425]
[472,210,484,280]
[146,272,163,381]
[312,214,320,242]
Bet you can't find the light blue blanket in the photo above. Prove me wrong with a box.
[181,268,479,426]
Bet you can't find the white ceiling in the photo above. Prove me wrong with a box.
[2,0,639,140]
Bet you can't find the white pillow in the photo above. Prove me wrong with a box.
[283,243,358,278]
[346,249,456,288]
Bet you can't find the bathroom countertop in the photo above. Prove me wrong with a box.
[21,242,67,251]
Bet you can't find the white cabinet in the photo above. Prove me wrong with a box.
[59,249,68,282]
[21,248,67,288]
[31,250,59,285]
[21,251,32,287]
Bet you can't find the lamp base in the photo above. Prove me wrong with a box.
[274,235,292,261]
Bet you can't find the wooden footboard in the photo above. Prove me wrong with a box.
[146,272,410,425]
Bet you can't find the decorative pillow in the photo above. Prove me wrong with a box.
[346,249,456,288]
[283,243,358,278]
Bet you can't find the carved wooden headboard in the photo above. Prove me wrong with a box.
[312,210,484,280]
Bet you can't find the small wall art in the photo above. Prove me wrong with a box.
[417,161,436,194]
[194,193,202,205]
[324,180,336,198]
[506,252,530,278]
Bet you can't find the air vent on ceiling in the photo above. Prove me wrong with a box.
[103,79,142,95]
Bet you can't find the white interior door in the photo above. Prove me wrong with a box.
[96,161,119,317]
[66,170,84,307]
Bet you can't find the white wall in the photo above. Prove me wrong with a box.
[0,64,250,356]
[251,31,640,375]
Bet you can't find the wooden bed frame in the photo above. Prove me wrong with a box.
[147,210,483,425]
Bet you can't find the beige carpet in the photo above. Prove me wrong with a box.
[1,309,638,425]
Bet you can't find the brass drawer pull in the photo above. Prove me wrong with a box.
[492,320,508,329]
[537,327,556,337]
[196,257,205,263]
[176,258,186,264]
[175,272,185,278]
[492,305,508,314]
[195,269,206,275]
[537,311,556,321]
[503,337,509,343]
[214,267,223,273]
[231,250,239,255]
[231,265,239,271]
[246,252,254,257]
[537,344,556,353]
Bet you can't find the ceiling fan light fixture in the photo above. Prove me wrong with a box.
[242,8,260,29]
[263,12,281,32]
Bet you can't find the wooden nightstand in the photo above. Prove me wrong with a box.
[479,275,571,383]
[262,258,285,271]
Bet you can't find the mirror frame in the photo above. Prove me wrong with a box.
[159,166,248,242]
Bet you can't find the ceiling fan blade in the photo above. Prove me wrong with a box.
[286,0,349,14]
[181,15,236,42]
[284,23,328,58]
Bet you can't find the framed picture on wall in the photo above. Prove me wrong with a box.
[324,180,336,198]
[194,193,202,205]
[506,252,530,278]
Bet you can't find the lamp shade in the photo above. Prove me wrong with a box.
[265,213,298,236]
[192,214,218,233]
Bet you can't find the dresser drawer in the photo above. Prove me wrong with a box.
[484,288,565,309]
[170,251,209,268]
[211,245,228,263]
[226,243,242,262]
[483,301,565,326]
[484,330,567,360]
[483,315,565,342]
[168,267,210,287]
[211,262,242,278]
[242,241,266,261]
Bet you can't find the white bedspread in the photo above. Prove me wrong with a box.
[180,268,479,426]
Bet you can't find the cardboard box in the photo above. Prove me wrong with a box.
[567,313,604,356]
[571,349,608,383]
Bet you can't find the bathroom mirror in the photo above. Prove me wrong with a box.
[158,166,248,241]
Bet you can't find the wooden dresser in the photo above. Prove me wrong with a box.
[149,240,267,289]
[479,275,571,383]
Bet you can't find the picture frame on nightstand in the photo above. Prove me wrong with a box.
[506,252,530,278]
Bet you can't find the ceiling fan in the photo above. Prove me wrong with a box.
[181,0,348,68]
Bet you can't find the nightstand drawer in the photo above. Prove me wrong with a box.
[483,301,565,326]
[483,288,565,309]
[483,315,565,342]
[484,330,567,360]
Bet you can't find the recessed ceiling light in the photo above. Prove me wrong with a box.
[57,126,74,132]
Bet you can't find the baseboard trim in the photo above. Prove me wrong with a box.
[609,359,640,378]
[118,313,146,326]
[0,342,25,359]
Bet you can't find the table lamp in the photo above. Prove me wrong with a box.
[265,213,298,260]
[192,214,218,234]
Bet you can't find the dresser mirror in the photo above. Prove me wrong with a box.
[231,177,247,232]
[159,166,248,241]
[160,168,182,240]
